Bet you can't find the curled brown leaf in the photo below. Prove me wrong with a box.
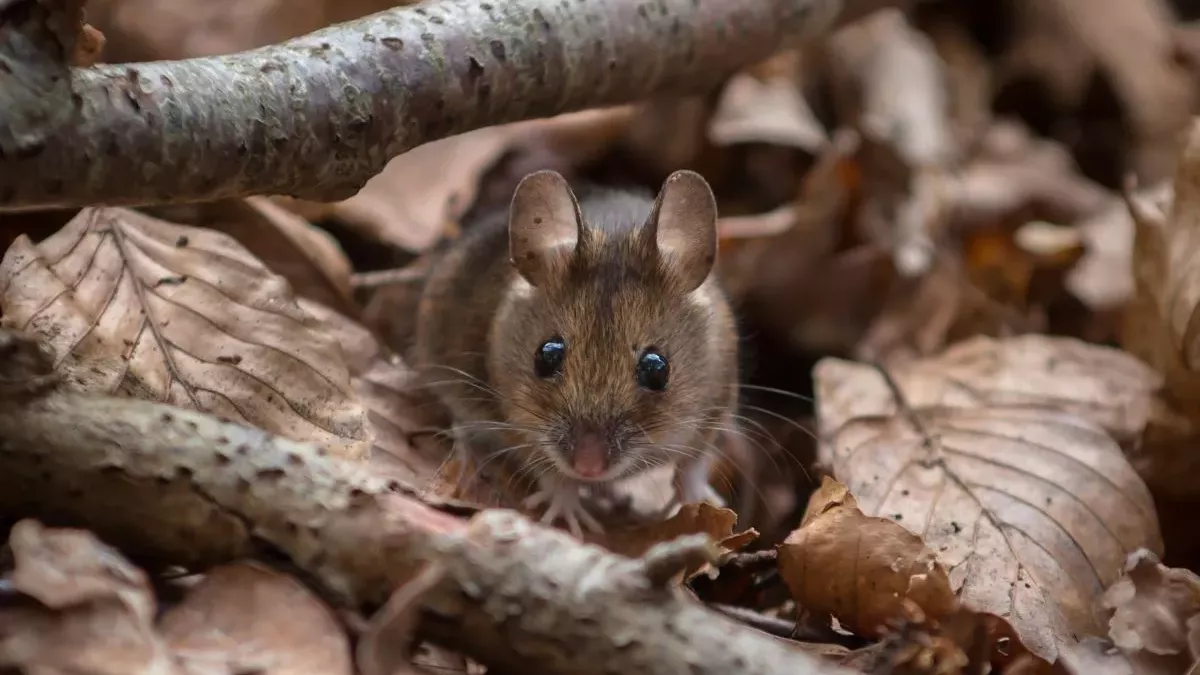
[778,477,957,638]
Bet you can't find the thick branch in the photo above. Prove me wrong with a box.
[0,391,847,675]
[0,0,905,208]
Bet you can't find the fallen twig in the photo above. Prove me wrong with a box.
[0,382,850,675]
[0,0,905,208]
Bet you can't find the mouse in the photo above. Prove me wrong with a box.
[411,169,740,536]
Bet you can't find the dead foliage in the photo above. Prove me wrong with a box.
[4,0,1200,674]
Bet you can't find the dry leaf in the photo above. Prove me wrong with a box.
[1066,187,1163,312]
[1102,549,1200,664]
[298,298,379,375]
[0,208,371,458]
[0,520,180,675]
[816,343,1161,658]
[592,503,754,559]
[778,477,957,638]
[159,562,352,675]
[1122,124,1200,416]
[356,353,452,494]
[295,300,454,493]
[357,563,446,675]
[140,199,357,317]
[708,55,827,151]
[1059,636,1188,675]
[284,108,635,254]
[821,334,1162,447]
[814,350,1163,661]
[239,198,356,314]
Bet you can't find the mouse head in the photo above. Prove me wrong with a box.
[490,169,736,483]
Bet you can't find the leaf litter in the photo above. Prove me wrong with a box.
[8,0,1200,674]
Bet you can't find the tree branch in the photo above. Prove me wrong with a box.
[0,388,848,675]
[0,0,906,209]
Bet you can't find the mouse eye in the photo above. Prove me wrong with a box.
[636,348,670,392]
[534,337,566,378]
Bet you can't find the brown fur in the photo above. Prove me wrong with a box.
[413,175,738,499]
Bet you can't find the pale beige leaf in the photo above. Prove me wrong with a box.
[818,334,1162,448]
[296,299,452,490]
[815,354,1162,661]
[241,198,356,312]
[159,562,352,675]
[285,108,635,253]
[1060,637,1183,675]
[0,520,181,675]
[356,352,451,492]
[1102,549,1200,659]
[1066,185,1170,311]
[137,199,356,316]
[298,298,379,376]
[1122,122,1200,413]
[708,68,827,151]
[0,208,371,458]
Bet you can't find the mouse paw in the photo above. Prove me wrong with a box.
[524,483,605,538]
[686,483,727,508]
[676,455,726,507]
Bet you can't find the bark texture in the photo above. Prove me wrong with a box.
[0,0,903,208]
[0,387,849,675]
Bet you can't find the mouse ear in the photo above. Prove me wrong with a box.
[642,170,718,292]
[508,170,585,287]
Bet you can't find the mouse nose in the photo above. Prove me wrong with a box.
[568,428,611,479]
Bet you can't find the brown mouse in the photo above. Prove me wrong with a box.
[412,169,739,536]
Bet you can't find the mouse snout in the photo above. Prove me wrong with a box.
[565,426,612,480]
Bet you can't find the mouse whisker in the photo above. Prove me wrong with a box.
[693,407,784,449]
[728,383,816,405]
[735,403,819,445]
[671,411,811,485]
[643,411,790,508]
[431,440,534,495]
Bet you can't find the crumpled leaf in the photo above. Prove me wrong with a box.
[821,334,1162,447]
[1101,549,1200,663]
[814,350,1163,662]
[778,477,957,638]
[0,519,180,675]
[708,51,827,151]
[0,207,371,459]
[159,562,352,675]
[592,502,755,559]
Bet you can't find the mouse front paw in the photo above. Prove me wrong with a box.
[523,482,605,538]
[675,454,726,507]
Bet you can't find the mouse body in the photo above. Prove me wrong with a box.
[412,170,739,535]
